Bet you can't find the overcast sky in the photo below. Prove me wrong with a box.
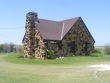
[0,0,110,46]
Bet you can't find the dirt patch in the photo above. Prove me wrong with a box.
[88,64,110,71]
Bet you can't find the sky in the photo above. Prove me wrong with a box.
[0,0,110,46]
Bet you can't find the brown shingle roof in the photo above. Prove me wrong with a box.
[36,17,80,40]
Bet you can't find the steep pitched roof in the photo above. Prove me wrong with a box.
[36,17,80,40]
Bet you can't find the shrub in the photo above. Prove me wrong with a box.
[89,48,102,57]
[0,45,3,51]
[104,46,110,55]
[46,50,54,59]
[93,48,101,54]
[89,53,103,57]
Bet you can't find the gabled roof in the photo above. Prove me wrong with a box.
[36,17,80,40]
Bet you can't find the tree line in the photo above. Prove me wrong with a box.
[0,43,22,53]
[0,43,110,55]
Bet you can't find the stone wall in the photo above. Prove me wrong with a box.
[61,18,95,56]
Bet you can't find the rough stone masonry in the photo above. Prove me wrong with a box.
[23,12,46,59]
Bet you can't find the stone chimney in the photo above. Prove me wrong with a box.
[23,12,46,59]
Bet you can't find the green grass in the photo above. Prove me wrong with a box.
[0,53,110,83]
[4,52,110,65]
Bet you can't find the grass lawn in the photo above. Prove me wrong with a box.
[0,53,110,83]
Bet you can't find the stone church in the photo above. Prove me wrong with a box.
[22,12,95,59]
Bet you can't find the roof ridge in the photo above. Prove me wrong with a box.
[59,17,80,22]
[39,17,80,23]
[39,18,59,23]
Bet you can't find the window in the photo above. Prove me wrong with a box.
[57,41,63,50]
[83,42,88,51]
[68,42,75,53]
